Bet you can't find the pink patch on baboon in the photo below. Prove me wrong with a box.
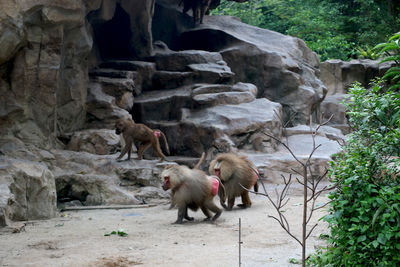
[153,130,161,138]
[208,176,219,196]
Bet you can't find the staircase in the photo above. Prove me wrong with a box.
[86,49,282,162]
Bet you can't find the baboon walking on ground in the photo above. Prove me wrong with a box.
[209,153,259,210]
[161,162,225,224]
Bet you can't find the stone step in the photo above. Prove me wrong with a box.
[193,91,255,108]
[152,71,195,90]
[192,82,257,96]
[99,60,156,91]
[89,68,137,80]
[151,49,226,72]
[100,60,155,72]
[187,63,234,84]
[133,86,193,122]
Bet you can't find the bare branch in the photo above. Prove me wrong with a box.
[306,223,318,239]
[268,215,302,245]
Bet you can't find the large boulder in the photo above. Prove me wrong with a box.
[320,59,394,95]
[0,157,57,226]
[153,0,327,124]
[49,150,169,206]
[147,98,283,156]
[66,129,120,155]
[247,130,343,184]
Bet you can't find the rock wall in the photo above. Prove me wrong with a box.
[0,0,157,226]
[0,0,91,148]
[319,59,394,134]
[152,0,327,124]
[0,0,155,149]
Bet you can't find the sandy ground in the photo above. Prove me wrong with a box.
[0,184,329,267]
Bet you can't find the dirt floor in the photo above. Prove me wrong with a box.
[0,184,329,267]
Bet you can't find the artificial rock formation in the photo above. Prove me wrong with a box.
[0,0,358,227]
[153,0,327,124]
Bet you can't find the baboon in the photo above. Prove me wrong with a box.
[115,118,170,162]
[161,162,225,224]
[180,0,212,25]
[168,152,206,209]
[209,153,259,210]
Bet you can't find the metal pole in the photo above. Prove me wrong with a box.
[239,217,242,267]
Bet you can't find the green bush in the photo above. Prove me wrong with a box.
[307,80,400,266]
[211,0,399,61]
[375,32,400,90]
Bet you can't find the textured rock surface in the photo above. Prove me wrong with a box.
[0,157,57,225]
[0,0,91,148]
[66,129,120,155]
[320,59,394,95]
[246,132,343,184]
[153,0,327,124]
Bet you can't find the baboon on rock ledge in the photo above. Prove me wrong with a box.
[114,118,169,162]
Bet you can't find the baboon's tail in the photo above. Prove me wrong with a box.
[158,130,170,155]
[251,167,260,192]
[253,182,259,193]
[193,152,205,169]
[214,176,226,203]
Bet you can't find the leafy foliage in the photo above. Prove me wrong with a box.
[355,45,382,60]
[307,80,400,266]
[375,32,400,90]
[212,0,400,61]
[104,229,128,237]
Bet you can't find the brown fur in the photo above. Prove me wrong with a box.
[168,152,206,209]
[161,163,225,224]
[209,153,259,210]
[180,0,212,25]
[115,118,170,162]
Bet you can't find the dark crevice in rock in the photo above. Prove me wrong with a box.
[90,4,134,61]
[57,183,88,204]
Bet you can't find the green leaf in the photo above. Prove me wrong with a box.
[357,235,366,242]
[104,231,117,236]
[377,234,387,245]
[372,205,385,226]
[117,230,128,237]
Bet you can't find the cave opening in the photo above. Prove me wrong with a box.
[91,4,134,61]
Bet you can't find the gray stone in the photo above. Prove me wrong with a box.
[246,133,342,184]
[193,91,255,108]
[67,129,120,155]
[153,4,326,124]
[188,63,235,84]
[0,157,57,224]
[85,81,131,129]
[56,174,140,205]
[153,49,224,71]
[320,59,394,95]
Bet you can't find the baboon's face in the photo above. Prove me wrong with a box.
[115,120,126,135]
[214,161,222,177]
[161,166,175,191]
[162,176,170,191]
